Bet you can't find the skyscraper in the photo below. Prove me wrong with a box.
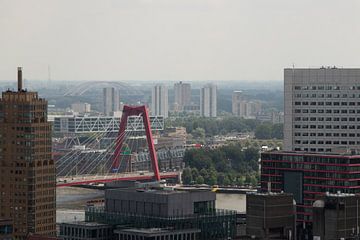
[200,84,217,117]
[151,84,168,118]
[284,67,360,152]
[0,68,56,239]
[174,81,191,111]
[103,87,120,116]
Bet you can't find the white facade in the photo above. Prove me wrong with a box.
[103,87,120,116]
[151,84,168,118]
[174,81,191,111]
[284,67,360,152]
[71,102,91,113]
[200,84,217,117]
[232,91,261,118]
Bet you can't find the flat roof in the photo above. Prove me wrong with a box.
[60,221,110,227]
[262,150,360,158]
[108,188,190,195]
[115,228,201,235]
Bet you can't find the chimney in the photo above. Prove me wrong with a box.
[17,67,23,91]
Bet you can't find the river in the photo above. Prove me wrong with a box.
[56,187,246,223]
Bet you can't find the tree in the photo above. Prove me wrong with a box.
[195,175,204,184]
[191,168,199,179]
[271,123,283,139]
[182,168,193,185]
[192,127,206,141]
[255,124,272,139]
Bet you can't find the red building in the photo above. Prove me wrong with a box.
[260,151,360,226]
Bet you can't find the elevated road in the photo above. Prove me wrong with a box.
[56,171,180,187]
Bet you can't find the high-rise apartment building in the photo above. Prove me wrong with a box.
[200,84,217,117]
[284,67,360,152]
[232,91,261,118]
[232,91,244,116]
[0,68,56,239]
[103,87,120,116]
[71,102,91,113]
[174,81,191,111]
[151,84,168,118]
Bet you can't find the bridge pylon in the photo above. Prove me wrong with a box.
[112,105,161,181]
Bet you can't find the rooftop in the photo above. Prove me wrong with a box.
[60,221,110,227]
[262,150,360,157]
[115,228,200,235]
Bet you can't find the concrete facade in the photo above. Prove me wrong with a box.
[246,192,296,240]
[59,222,114,240]
[115,228,200,240]
[71,102,91,113]
[284,67,360,152]
[200,84,217,117]
[151,84,168,118]
[232,91,261,118]
[313,193,360,240]
[105,189,216,217]
[174,81,191,111]
[103,87,120,116]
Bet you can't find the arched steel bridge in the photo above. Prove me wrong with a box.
[64,81,143,96]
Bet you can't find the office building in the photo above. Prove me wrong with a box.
[0,219,12,240]
[174,81,191,111]
[313,193,360,240]
[103,87,120,116]
[246,192,296,240]
[71,102,91,113]
[0,68,56,239]
[284,67,360,152]
[260,151,360,226]
[200,84,217,117]
[115,228,200,240]
[151,84,168,118]
[59,222,114,240]
[85,188,236,240]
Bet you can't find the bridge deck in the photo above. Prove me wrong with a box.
[56,172,179,187]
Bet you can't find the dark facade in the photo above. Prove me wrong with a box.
[0,219,13,240]
[105,189,216,217]
[261,151,360,225]
[0,68,56,239]
[313,193,360,240]
[59,222,114,240]
[86,188,236,240]
[115,228,200,240]
[246,192,296,240]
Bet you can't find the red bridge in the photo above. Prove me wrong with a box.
[56,105,180,187]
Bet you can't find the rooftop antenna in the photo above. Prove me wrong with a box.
[17,67,23,92]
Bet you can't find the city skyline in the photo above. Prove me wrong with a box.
[1,0,359,81]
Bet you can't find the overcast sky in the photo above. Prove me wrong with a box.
[0,0,359,82]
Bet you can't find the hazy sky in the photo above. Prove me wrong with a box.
[0,0,359,81]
